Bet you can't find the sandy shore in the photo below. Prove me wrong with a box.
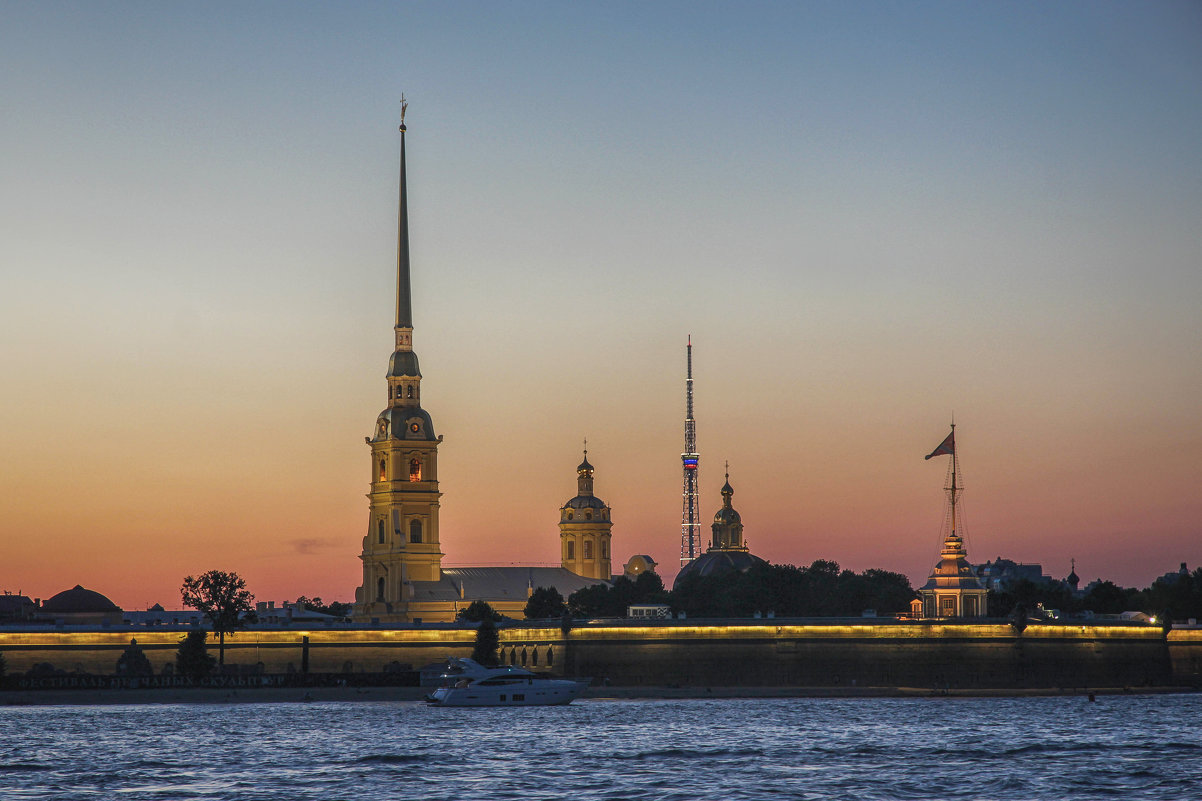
[1,685,1195,706]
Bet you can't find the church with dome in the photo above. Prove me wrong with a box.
[673,471,767,590]
[351,110,615,623]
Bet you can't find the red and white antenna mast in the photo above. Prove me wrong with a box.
[680,336,701,566]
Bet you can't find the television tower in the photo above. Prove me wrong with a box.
[680,336,701,566]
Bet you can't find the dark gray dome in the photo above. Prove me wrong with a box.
[373,406,437,442]
[672,551,766,591]
[42,585,121,613]
[563,494,607,510]
[388,351,421,378]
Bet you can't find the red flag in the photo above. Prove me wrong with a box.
[925,430,955,460]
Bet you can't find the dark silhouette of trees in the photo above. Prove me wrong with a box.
[295,596,351,617]
[524,587,567,620]
[671,561,914,618]
[1080,580,1139,615]
[458,600,501,623]
[568,572,668,617]
[176,630,216,680]
[988,578,1085,618]
[180,570,256,666]
[1142,568,1202,622]
[472,617,500,666]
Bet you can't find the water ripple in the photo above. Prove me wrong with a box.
[1,695,1200,800]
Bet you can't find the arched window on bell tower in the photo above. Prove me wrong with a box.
[376,577,385,601]
[409,457,421,482]
[379,459,386,481]
[409,519,423,543]
[377,519,386,544]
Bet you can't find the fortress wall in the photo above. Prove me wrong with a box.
[510,622,1172,689]
[0,629,475,676]
[0,623,1189,689]
[1167,628,1202,687]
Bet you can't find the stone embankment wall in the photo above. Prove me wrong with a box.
[1,622,1199,689]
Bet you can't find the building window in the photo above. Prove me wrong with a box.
[407,385,413,398]
[521,648,528,667]
[409,457,421,482]
[601,540,608,559]
[376,577,385,601]
[377,519,386,544]
[566,541,574,560]
[566,511,573,521]
[585,510,593,520]
[546,647,553,667]
[531,648,539,667]
[583,540,593,560]
[409,519,423,544]
[379,459,386,481]
[941,596,957,616]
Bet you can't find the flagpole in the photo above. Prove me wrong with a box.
[949,422,958,539]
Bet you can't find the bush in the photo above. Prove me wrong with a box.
[458,600,501,623]
[524,587,567,619]
[471,617,500,667]
[176,630,216,681]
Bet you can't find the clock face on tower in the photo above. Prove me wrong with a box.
[407,419,423,437]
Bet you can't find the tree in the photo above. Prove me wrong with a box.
[180,570,256,666]
[457,600,501,623]
[295,596,352,617]
[568,572,669,618]
[1081,580,1137,615]
[472,617,500,667]
[524,587,567,620]
[176,630,216,681]
[668,561,914,618]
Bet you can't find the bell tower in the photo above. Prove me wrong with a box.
[559,445,613,581]
[354,100,445,622]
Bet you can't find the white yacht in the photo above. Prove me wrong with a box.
[426,658,589,706]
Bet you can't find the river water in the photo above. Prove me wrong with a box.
[2,694,1200,800]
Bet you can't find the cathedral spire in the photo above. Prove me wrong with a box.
[395,95,413,337]
[374,103,434,442]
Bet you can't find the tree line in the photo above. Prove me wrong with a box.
[989,566,1202,622]
[516,560,917,621]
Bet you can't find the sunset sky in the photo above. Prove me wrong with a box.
[2,2,1199,610]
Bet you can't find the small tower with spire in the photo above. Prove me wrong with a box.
[355,102,446,622]
[559,443,613,581]
[917,423,988,618]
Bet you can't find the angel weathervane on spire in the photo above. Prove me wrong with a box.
[400,94,408,130]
